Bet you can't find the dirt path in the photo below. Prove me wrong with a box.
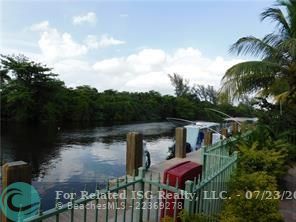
[279,165,296,222]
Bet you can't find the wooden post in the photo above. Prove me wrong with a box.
[126,132,143,176]
[204,131,213,146]
[175,127,186,158]
[232,122,239,135]
[1,161,32,222]
[221,128,228,139]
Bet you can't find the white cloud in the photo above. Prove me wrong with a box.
[31,21,88,61]
[127,49,166,66]
[84,34,125,49]
[84,35,99,48]
[98,34,126,48]
[93,58,124,73]
[72,12,97,25]
[53,59,94,87]
[93,49,167,75]
[30,21,50,31]
[90,47,243,94]
[30,22,124,62]
[38,27,88,61]
[120,14,129,17]
[6,38,241,94]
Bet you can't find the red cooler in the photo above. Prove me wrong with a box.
[160,161,202,220]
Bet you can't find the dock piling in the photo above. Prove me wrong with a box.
[1,161,32,222]
[175,127,186,158]
[232,122,239,134]
[204,131,213,146]
[126,132,143,176]
[221,128,228,138]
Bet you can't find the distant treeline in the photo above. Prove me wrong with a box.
[0,55,254,124]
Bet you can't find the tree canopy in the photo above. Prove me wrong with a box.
[0,55,254,124]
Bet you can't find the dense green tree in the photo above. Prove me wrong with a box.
[175,97,197,119]
[0,55,65,122]
[0,54,254,124]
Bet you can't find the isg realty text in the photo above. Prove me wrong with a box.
[55,190,229,201]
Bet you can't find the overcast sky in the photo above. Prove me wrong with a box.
[1,0,275,94]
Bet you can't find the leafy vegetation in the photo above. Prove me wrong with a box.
[219,0,296,160]
[219,126,292,222]
[220,189,283,222]
[238,142,287,179]
[219,1,296,220]
[0,55,254,124]
[1,1,296,220]
[221,0,296,143]
[161,210,213,222]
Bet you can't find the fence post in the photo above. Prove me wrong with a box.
[202,148,207,179]
[233,151,239,167]
[1,161,32,222]
[175,127,186,158]
[221,128,228,139]
[136,167,145,222]
[232,122,239,135]
[126,132,143,176]
[204,131,212,146]
[184,180,194,215]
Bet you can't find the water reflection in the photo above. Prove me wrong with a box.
[1,122,174,209]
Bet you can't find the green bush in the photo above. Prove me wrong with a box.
[221,171,283,222]
[230,171,278,191]
[160,210,214,222]
[237,141,288,179]
[178,210,215,222]
[278,130,296,162]
[219,126,288,222]
[220,190,283,222]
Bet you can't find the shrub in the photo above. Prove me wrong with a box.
[220,190,283,222]
[230,171,277,191]
[237,141,288,179]
[220,126,287,222]
[160,210,214,222]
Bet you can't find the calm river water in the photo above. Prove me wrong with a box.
[1,122,174,209]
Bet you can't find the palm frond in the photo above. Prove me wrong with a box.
[277,0,296,37]
[229,36,276,59]
[221,1,296,101]
[262,33,283,47]
[221,61,282,99]
[276,38,296,60]
[261,7,291,36]
[259,78,290,100]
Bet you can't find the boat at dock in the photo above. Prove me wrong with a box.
[166,118,222,159]
[166,115,258,160]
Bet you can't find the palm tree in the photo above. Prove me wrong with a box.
[221,0,296,103]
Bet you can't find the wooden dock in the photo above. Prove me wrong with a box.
[148,149,202,181]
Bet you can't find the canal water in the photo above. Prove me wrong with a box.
[1,122,174,210]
